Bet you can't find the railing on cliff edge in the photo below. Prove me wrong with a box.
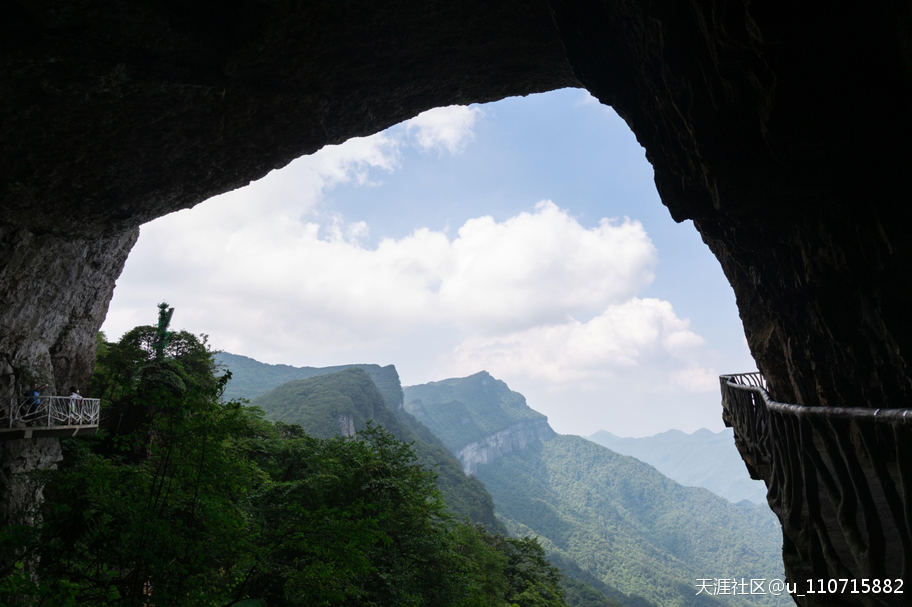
[721,373,912,603]
[0,396,100,439]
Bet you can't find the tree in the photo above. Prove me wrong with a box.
[2,309,573,607]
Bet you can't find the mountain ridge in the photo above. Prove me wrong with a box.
[406,371,787,607]
[219,355,503,530]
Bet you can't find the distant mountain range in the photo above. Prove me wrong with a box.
[218,353,502,529]
[405,372,788,607]
[218,353,787,607]
[217,352,404,407]
[587,428,768,505]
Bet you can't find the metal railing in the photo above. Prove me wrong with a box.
[1,396,101,438]
[721,373,912,603]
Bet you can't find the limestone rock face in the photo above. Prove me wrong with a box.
[335,414,356,438]
[0,438,62,525]
[457,418,556,475]
[0,226,137,398]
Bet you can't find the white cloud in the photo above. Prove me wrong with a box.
[113,197,657,346]
[669,367,720,393]
[451,298,706,384]
[437,201,655,332]
[405,105,483,155]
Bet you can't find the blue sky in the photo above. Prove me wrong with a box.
[103,88,756,437]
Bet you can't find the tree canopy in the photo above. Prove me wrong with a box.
[1,315,571,607]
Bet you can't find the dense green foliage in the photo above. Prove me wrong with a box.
[403,371,547,453]
[2,325,569,607]
[231,358,504,530]
[251,369,401,439]
[223,357,621,607]
[587,429,768,505]
[475,436,789,607]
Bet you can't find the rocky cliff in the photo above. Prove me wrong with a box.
[0,437,61,526]
[457,418,556,475]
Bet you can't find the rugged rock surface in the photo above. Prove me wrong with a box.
[0,226,137,398]
[403,372,557,473]
[3,2,912,601]
[457,418,556,474]
[0,437,62,526]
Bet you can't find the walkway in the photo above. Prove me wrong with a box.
[721,373,912,605]
[1,396,101,439]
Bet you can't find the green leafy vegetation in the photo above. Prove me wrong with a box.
[405,372,789,607]
[475,436,789,607]
[226,356,505,530]
[1,318,570,607]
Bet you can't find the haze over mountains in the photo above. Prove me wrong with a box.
[587,429,768,505]
[218,352,787,607]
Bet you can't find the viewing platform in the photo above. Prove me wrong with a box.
[720,372,912,602]
[1,396,101,440]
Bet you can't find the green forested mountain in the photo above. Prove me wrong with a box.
[247,367,503,530]
[225,357,623,606]
[403,370,549,453]
[587,428,768,504]
[410,373,788,607]
[217,351,403,408]
[477,436,788,607]
[251,368,402,438]
[225,358,787,607]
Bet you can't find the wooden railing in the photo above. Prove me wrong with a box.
[0,396,101,439]
[721,373,912,606]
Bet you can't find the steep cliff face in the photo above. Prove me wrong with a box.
[0,437,62,526]
[0,226,137,399]
[457,418,556,475]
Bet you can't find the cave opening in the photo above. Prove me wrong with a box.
[3,1,911,601]
[101,88,755,439]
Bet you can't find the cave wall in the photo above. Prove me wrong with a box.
[0,226,137,398]
[3,1,912,600]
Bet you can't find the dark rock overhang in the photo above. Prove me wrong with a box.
[4,0,911,407]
